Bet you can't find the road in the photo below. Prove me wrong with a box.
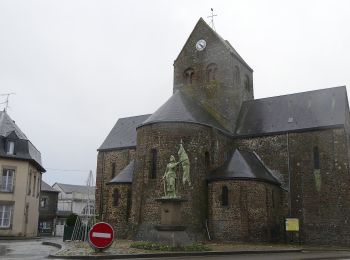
[127,251,350,260]
[1,239,350,260]
[0,238,59,260]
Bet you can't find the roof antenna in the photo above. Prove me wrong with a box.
[0,93,15,112]
[207,8,218,31]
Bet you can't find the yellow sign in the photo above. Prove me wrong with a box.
[286,218,299,231]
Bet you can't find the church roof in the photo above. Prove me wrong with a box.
[107,160,134,184]
[208,149,280,185]
[140,90,230,134]
[98,114,150,151]
[235,86,349,137]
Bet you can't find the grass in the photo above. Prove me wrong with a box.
[130,241,211,252]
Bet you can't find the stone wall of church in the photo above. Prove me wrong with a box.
[208,180,283,242]
[95,149,135,219]
[234,127,350,245]
[104,183,132,239]
[130,122,233,240]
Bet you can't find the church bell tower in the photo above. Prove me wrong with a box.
[173,18,253,132]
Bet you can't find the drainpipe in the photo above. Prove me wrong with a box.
[287,132,292,216]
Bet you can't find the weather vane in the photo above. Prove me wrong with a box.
[0,93,15,111]
[208,8,218,31]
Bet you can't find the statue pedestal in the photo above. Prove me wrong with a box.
[153,197,191,247]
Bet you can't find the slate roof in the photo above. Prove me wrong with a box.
[0,111,28,139]
[107,160,134,184]
[208,149,281,185]
[41,180,59,193]
[0,111,45,172]
[98,114,150,151]
[141,90,230,134]
[235,86,349,137]
[54,183,95,196]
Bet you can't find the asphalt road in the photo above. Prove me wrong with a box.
[0,238,59,260]
[127,251,350,260]
[1,239,350,260]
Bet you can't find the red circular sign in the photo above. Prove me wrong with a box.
[88,222,114,249]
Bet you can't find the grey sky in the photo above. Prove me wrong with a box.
[0,0,349,185]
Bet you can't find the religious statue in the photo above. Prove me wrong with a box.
[162,155,181,198]
[178,140,191,186]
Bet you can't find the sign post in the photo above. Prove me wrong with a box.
[88,222,114,251]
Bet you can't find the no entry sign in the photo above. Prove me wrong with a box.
[88,222,114,250]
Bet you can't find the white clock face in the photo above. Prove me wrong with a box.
[196,39,206,51]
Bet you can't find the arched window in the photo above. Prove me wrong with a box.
[313,146,320,170]
[205,151,210,170]
[244,75,251,92]
[150,149,157,179]
[221,186,229,206]
[233,66,240,86]
[184,68,194,84]
[111,162,116,178]
[206,63,218,81]
[113,189,120,207]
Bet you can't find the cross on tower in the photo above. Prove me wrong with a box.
[207,8,218,31]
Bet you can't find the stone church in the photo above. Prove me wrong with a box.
[96,18,350,245]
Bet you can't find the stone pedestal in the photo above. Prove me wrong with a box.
[153,197,191,247]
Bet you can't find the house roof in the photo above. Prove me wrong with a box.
[41,180,59,193]
[208,149,281,185]
[54,183,95,195]
[98,114,150,151]
[0,110,45,172]
[107,160,134,184]
[235,86,349,137]
[140,90,230,134]
[0,110,28,140]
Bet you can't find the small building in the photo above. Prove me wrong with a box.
[0,110,46,237]
[38,180,59,236]
[53,182,95,234]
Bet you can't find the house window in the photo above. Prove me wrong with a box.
[0,204,12,228]
[150,149,157,179]
[40,197,48,208]
[113,189,120,207]
[33,175,36,197]
[184,68,194,84]
[1,169,15,192]
[82,205,94,215]
[313,146,320,169]
[6,141,15,155]
[206,63,218,81]
[37,177,40,198]
[111,163,116,179]
[221,186,229,206]
[25,203,29,224]
[27,172,32,195]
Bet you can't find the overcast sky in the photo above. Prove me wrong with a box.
[0,0,349,186]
